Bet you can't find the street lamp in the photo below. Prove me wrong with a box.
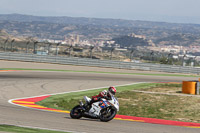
[150,51,154,61]
[182,54,186,66]
[33,41,39,54]
[4,39,8,52]
[89,46,94,59]
[168,53,173,64]
[26,41,30,53]
[47,43,52,55]
[129,49,134,62]
[110,48,115,60]
[193,56,197,67]
[69,45,73,57]
[56,42,61,56]
[10,39,15,52]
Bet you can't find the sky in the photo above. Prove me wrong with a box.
[1,0,200,24]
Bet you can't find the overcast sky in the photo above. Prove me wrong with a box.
[1,0,200,24]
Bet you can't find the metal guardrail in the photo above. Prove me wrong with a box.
[0,52,200,74]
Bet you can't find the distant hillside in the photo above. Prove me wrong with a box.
[1,14,200,47]
[1,14,200,30]
[155,33,200,46]
[0,29,10,39]
[0,29,26,42]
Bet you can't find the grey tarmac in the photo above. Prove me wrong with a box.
[0,60,199,133]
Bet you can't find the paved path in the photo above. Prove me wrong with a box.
[0,60,199,133]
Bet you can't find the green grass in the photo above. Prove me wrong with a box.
[117,90,200,123]
[1,68,199,77]
[37,83,159,110]
[0,125,69,133]
[116,83,200,123]
[37,83,200,123]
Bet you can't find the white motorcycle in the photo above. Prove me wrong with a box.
[70,95,119,122]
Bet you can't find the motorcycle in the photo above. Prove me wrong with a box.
[70,95,119,122]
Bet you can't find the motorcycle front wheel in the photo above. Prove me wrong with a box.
[99,107,117,122]
[70,105,83,119]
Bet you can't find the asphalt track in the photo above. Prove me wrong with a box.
[0,60,200,133]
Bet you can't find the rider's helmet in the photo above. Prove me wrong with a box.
[108,86,117,95]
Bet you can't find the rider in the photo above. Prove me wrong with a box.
[85,86,117,109]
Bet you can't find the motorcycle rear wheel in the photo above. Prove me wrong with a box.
[70,105,83,119]
[99,107,117,122]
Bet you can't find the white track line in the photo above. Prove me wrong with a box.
[8,82,146,113]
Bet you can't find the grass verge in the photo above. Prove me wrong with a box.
[37,83,158,110]
[37,83,200,123]
[1,68,198,77]
[0,125,69,133]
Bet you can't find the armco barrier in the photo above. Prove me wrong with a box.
[0,52,200,74]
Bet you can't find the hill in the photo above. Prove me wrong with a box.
[0,29,10,39]
[155,33,200,46]
[1,14,200,47]
[1,14,200,30]
[0,29,26,42]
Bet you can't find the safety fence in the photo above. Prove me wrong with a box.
[0,52,199,74]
